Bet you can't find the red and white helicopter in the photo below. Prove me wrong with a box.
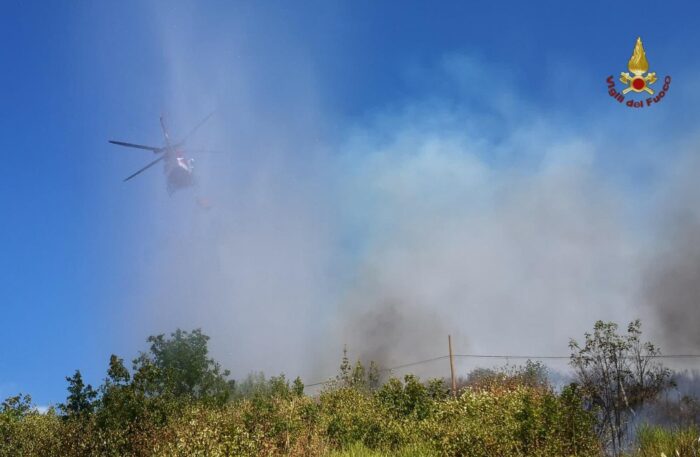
[109,112,214,195]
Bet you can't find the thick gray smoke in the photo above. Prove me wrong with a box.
[326,109,642,377]
[644,154,700,353]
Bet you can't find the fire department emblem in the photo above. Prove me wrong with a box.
[606,37,670,108]
[619,37,657,94]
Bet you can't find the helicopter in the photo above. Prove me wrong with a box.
[109,112,215,195]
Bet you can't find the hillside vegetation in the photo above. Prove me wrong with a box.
[1,325,697,457]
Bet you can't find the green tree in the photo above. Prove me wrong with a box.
[377,374,433,420]
[132,328,232,405]
[1,394,33,421]
[558,383,598,455]
[351,360,366,389]
[335,347,382,391]
[292,376,304,397]
[569,319,672,456]
[106,354,130,385]
[368,361,381,391]
[97,355,142,430]
[338,345,351,386]
[60,370,97,419]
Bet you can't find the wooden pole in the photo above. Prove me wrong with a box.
[448,334,456,397]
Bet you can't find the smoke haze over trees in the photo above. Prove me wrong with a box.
[6,2,700,406]
[117,7,700,386]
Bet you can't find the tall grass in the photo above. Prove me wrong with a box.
[628,425,700,457]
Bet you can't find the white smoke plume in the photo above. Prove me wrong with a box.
[328,100,643,377]
[118,5,699,385]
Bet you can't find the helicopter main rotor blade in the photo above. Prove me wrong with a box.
[123,155,165,182]
[175,111,216,147]
[109,140,163,153]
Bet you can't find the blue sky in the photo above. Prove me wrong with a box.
[2,1,700,406]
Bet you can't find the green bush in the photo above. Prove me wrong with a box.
[419,385,600,457]
[0,376,605,456]
[0,331,612,456]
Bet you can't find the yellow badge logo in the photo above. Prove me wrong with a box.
[619,37,657,94]
[606,37,671,108]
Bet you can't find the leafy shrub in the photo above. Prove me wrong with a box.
[0,331,611,456]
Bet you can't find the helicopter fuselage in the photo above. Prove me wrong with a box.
[163,148,195,194]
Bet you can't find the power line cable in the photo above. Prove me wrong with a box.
[304,352,700,388]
